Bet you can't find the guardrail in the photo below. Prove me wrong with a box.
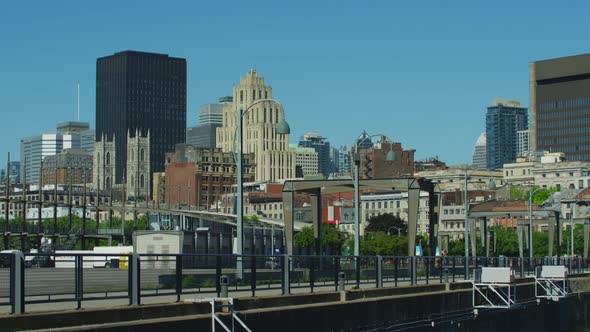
[0,253,588,314]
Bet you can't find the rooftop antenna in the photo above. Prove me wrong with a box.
[77,81,80,121]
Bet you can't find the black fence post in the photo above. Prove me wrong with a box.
[425,257,430,285]
[175,255,182,302]
[376,256,382,288]
[309,256,315,293]
[394,258,399,287]
[216,255,222,297]
[75,255,83,309]
[355,257,361,289]
[439,257,443,284]
[334,257,341,292]
[251,255,257,297]
[453,256,457,282]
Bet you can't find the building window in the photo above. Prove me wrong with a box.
[140,148,145,162]
[240,90,243,102]
[140,174,144,188]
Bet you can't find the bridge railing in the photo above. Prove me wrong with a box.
[1,253,590,314]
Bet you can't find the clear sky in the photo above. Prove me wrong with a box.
[1,1,589,166]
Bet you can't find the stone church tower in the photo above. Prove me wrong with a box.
[126,130,150,199]
[93,133,116,191]
[216,69,295,182]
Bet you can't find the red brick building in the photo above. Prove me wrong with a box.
[163,144,255,210]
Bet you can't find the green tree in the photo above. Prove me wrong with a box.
[510,186,560,205]
[294,224,347,254]
[364,213,408,235]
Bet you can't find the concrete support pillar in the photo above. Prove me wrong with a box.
[548,220,555,257]
[556,212,562,257]
[584,221,590,259]
[311,189,322,256]
[282,189,294,256]
[517,225,524,259]
[407,188,420,256]
[470,220,477,257]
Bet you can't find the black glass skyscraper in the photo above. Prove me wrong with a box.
[96,51,186,185]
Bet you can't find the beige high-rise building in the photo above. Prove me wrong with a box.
[217,70,295,182]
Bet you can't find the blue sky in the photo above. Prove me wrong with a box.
[1,1,589,166]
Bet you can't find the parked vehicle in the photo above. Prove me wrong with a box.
[54,246,133,268]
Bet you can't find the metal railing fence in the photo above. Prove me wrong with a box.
[1,252,589,314]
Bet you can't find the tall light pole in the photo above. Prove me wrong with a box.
[235,99,290,277]
[353,132,396,257]
[388,226,402,237]
[528,187,542,260]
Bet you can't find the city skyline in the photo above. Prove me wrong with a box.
[2,1,590,166]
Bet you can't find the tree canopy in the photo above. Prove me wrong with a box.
[510,186,560,206]
[364,213,408,235]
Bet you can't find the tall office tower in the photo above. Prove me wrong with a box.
[485,99,528,170]
[20,133,79,184]
[517,130,530,158]
[330,147,339,174]
[530,54,590,160]
[1,161,20,183]
[298,131,331,177]
[471,132,487,169]
[289,144,319,176]
[337,145,352,175]
[186,99,226,148]
[216,70,295,182]
[96,50,186,188]
[199,103,224,125]
[57,121,95,154]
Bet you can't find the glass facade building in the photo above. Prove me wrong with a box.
[530,53,590,161]
[20,133,79,184]
[96,51,187,185]
[485,99,528,170]
[298,131,332,177]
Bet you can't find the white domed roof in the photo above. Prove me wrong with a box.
[475,132,486,146]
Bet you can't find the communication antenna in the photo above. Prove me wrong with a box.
[77,81,80,121]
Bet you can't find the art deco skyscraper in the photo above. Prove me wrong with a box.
[216,70,295,182]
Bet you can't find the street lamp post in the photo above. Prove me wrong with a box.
[388,226,401,237]
[353,133,396,257]
[528,187,542,261]
[235,99,290,277]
